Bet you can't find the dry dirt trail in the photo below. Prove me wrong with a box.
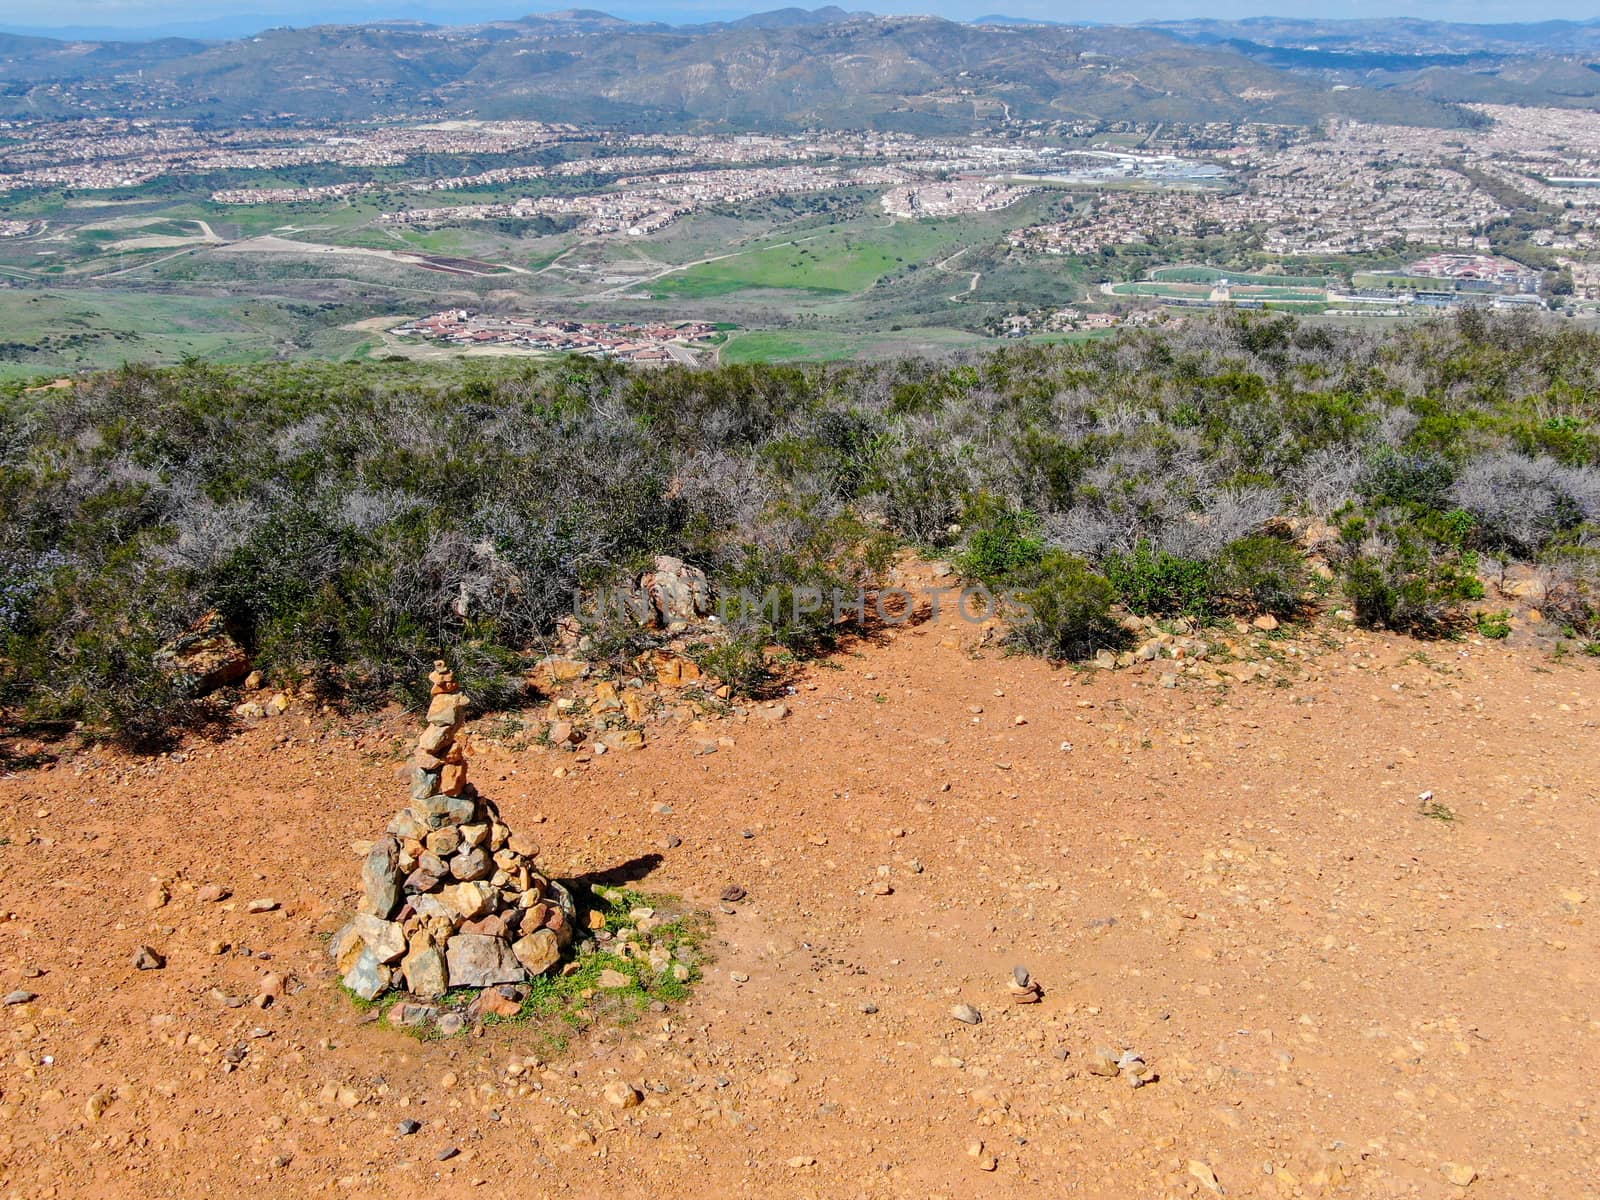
[1,584,1597,1198]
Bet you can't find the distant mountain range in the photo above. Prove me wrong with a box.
[0,7,1596,130]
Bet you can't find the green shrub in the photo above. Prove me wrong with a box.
[1342,535,1480,637]
[955,494,1044,584]
[1006,550,1122,660]
[1104,541,1215,619]
[690,635,769,697]
[1214,535,1308,619]
[1359,447,1455,510]
[1475,610,1512,639]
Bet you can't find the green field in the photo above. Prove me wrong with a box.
[1353,273,1453,291]
[652,218,973,299]
[1112,280,1327,303]
[0,290,370,378]
[720,325,988,363]
[1151,265,1330,288]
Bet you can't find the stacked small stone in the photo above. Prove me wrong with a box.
[332,661,576,1002]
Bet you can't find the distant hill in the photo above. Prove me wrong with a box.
[1148,15,1600,56]
[0,10,1595,129]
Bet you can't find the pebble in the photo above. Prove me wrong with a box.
[4,990,37,1005]
[246,898,279,913]
[1188,1160,1222,1194]
[720,885,747,902]
[859,1002,879,1014]
[603,1081,643,1108]
[436,1147,460,1162]
[951,1003,982,1025]
[397,1119,421,1136]
[132,946,165,971]
[1441,1163,1478,1187]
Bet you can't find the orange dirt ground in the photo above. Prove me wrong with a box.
[1,594,1597,1199]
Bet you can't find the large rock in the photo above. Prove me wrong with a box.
[360,837,402,919]
[349,913,406,964]
[342,948,391,1001]
[426,692,468,727]
[635,648,703,689]
[437,881,494,920]
[449,846,493,882]
[640,556,712,628]
[401,939,448,998]
[153,610,250,695]
[512,928,561,976]
[545,880,579,948]
[445,935,525,989]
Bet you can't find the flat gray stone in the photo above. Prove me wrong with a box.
[445,934,525,989]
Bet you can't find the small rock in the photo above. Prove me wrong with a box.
[1087,1048,1121,1077]
[603,1082,643,1109]
[246,898,279,914]
[720,884,746,903]
[436,1146,460,1162]
[1188,1160,1222,1194]
[468,988,521,1020]
[397,1119,421,1136]
[133,946,165,971]
[5,990,37,1006]
[435,1012,466,1037]
[196,884,230,903]
[1441,1163,1477,1188]
[950,1003,982,1025]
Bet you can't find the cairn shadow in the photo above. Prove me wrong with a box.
[566,852,665,892]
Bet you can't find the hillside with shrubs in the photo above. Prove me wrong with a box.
[2,308,1597,746]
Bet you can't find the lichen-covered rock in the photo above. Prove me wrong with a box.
[153,609,250,695]
[640,555,712,628]
[342,948,390,1001]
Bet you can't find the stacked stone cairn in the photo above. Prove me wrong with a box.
[332,661,576,1003]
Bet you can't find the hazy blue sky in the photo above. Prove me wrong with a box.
[2,0,1597,34]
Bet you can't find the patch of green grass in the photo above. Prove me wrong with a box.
[1420,799,1458,823]
[653,218,972,299]
[1151,265,1328,288]
[720,330,864,363]
[356,886,710,1046]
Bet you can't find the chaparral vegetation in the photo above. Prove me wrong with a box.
[2,309,1597,745]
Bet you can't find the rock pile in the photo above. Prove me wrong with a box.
[331,661,576,1002]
